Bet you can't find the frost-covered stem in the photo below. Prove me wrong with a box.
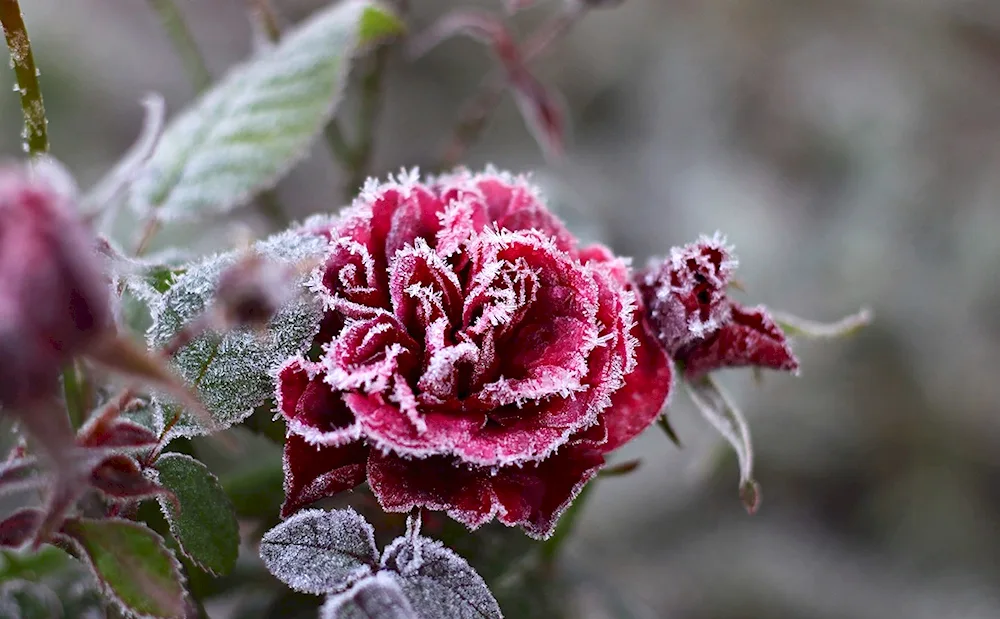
[245,0,281,42]
[438,6,583,169]
[145,0,212,92]
[0,0,48,156]
[133,217,161,256]
[61,362,88,429]
[344,44,390,197]
[324,120,356,169]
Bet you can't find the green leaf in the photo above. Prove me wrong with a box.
[61,518,187,619]
[148,224,329,440]
[153,453,240,577]
[129,0,404,221]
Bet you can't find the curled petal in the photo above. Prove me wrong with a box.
[281,434,369,518]
[368,447,604,539]
[679,304,799,379]
[277,358,361,447]
[600,320,673,453]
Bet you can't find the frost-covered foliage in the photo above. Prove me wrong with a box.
[148,223,330,440]
[277,169,672,538]
[128,0,405,221]
[262,510,502,619]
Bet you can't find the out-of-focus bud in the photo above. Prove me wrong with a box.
[213,253,309,331]
[0,165,112,408]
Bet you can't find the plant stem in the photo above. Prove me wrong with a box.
[437,6,584,169]
[146,0,212,92]
[344,44,390,197]
[61,362,87,429]
[245,0,282,43]
[0,0,48,156]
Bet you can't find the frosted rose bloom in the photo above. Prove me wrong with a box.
[277,169,671,538]
[637,234,798,379]
[0,167,111,407]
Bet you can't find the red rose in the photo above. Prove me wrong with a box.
[278,169,671,538]
[0,166,111,407]
[637,234,798,379]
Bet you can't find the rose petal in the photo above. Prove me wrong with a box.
[280,434,369,518]
[679,303,799,379]
[600,319,673,453]
[368,446,604,539]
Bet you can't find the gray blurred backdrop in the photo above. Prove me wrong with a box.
[5,1,1000,617]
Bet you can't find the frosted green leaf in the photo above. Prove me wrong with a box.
[153,453,240,577]
[128,0,404,221]
[148,225,329,440]
[61,518,186,619]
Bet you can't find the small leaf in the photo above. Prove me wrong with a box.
[148,225,329,440]
[685,375,760,514]
[129,0,404,221]
[61,518,186,619]
[381,519,502,619]
[152,453,240,576]
[772,307,873,340]
[598,459,641,478]
[259,508,378,595]
[321,571,416,619]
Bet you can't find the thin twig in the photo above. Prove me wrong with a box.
[146,0,212,92]
[344,44,391,197]
[0,0,48,155]
[245,0,282,43]
[437,6,584,169]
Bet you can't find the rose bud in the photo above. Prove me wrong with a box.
[0,164,112,408]
[637,234,798,379]
[213,253,311,331]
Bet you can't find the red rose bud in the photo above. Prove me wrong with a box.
[278,169,672,538]
[0,165,112,407]
[213,253,303,330]
[637,234,798,379]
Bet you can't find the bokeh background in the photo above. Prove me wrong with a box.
[5,0,1000,617]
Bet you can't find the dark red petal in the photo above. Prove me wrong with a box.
[679,303,799,379]
[281,434,369,518]
[600,318,673,453]
[79,419,159,450]
[0,508,41,548]
[638,234,738,353]
[90,455,173,505]
[490,446,604,539]
[368,446,604,540]
[368,452,499,531]
[277,358,361,446]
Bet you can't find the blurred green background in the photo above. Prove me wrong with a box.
[5,0,1000,617]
